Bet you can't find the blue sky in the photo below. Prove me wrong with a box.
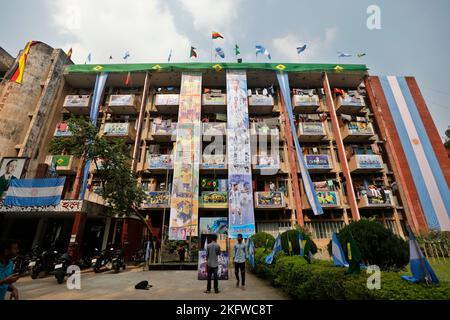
[1,0,449,137]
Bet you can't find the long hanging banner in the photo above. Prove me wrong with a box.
[276,71,323,215]
[79,72,108,200]
[226,70,256,238]
[169,72,202,240]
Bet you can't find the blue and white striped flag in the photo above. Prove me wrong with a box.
[265,234,282,264]
[332,232,349,267]
[337,51,352,58]
[401,227,439,284]
[255,45,271,59]
[298,232,304,257]
[248,238,255,269]
[215,47,225,59]
[4,177,66,207]
[296,44,307,54]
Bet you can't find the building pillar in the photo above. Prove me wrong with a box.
[68,212,87,260]
[101,217,112,250]
[322,73,360,221]
[278,90,304,226]
[31,217,48,248]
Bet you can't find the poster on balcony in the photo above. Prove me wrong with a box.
[0,158,27,199]
[305,154,330,169]
[103,122,129,136]
[169,72,202,240]
[226,70,255,238]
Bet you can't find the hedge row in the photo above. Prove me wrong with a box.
[252,248,450,300]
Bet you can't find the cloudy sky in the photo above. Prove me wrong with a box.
[1,0,449,137]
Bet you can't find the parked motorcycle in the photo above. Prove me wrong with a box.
[30,246,59,279]
[12,253,30,276]
[111,248,126,273]
[53,252,72,284]
[91,248,112,273]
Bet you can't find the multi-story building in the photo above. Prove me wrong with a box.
[1,42,449,259]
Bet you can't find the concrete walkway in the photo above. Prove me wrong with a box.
[14,268,290,300]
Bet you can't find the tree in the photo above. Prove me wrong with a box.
[444,126,450,150]
[49,116,152,235]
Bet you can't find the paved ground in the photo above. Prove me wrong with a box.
[14,267,290,300]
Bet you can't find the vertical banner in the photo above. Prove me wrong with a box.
[276,72,323,215]
[80,72,108,200]
[169,72,202,240]
[226,70,256,238]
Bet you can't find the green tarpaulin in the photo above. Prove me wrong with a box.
[65,62,368,74]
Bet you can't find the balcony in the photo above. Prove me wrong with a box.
[250,122,279,137]
[348,154,383,173]
[107,94,139,114]
[335,90,365,114]
[302,190,340,210]
[202,92,226,113]
[298,122,327,142]
[341,122,375,143]
[254,191,284,208]
[45,155,81,174]
[85,186,104,205]
[292,93,320,113]
[145,154,173,172]
[305,154,333,173]
[202,122,227,138]
[199,191,228,209]
[63,95,91,114]
[252,154,280,173]
[102,123,136,142]
[200,154,227,171]
[142,191,170,208]
[53,122,73,137]
[148,120,176,142]
[154,94,179,114]
[248,95,274,114]
[358,190,394,209]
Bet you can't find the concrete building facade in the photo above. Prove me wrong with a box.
[0,42,448,260]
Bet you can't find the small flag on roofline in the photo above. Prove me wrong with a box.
[190,46,198,58]
[215,47,225,59]
[235,44,240,56]
[212,31,223,39]
[337,51,352,58]
[85,53,92,64]
[256,45,271,59]
[168,49,172,62]
[296,44,307,54]
[123,51,130,61]
[357,53,366,58]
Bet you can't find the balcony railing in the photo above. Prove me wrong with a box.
[203,122,227,136]
[358,190,394,209]
[292,93,320,113]
[341,122,374,142]
[250,122,279,136]
[200,191,228,208]
[85,186,104,205]
[201,154,226,170]
[348,154,383,173]
[63,95,91,114]
[142,191,170,208]
[298,122,327,142]
[146,154,173,170]
[335,90,365,114]
[305,154,333,172]
[149,121,176,141]
[248,95,274,114]
[253,154,280,171]
[254,191,284,208]
[202,92,226,113]
[302,190,340,209]
[107,94,139,114]
[45,155,80,174]
[154,94,179,113]
[103,123,136,142]
[54,122,73,137]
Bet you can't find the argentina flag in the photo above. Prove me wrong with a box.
[265,234,282,265]
[4,177,66,207]
[332,232,349,267]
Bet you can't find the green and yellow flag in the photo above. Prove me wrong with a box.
[345,232,362,275]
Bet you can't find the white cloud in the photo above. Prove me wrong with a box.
[178,0,242,31]
[271,27,338,62]
[49,0,191,64]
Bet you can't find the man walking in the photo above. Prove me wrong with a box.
[204,234,221,294]
[0,240,20,300]
[233,234,247,289]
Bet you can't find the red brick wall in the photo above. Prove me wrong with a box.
[368,76,429,232]
[405,77,450,188]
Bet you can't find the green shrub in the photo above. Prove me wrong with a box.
[327,218,408,270]
[250,232,275,250]
[280,229,317,256]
